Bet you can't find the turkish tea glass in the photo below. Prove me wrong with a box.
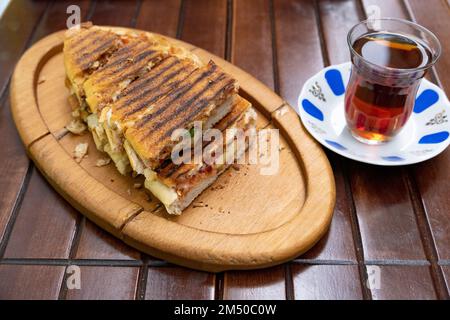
[345,18,441,144]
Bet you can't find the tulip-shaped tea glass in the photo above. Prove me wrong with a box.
[345,18,441,144]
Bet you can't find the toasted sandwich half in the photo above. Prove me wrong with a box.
[63,23,255,214]
[144,96,256,214]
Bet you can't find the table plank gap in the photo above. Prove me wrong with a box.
[404,169,450,299]
[214,272,224,300]
[402,0,450,263]
[225,0,233,61]
[176,0,186,39]
[0,163,33,258]
[135,258,149,300]
[315,0,371,299]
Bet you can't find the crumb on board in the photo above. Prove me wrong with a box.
[73,142,88,163]
[274,105,290,118]
[95,158,111,167]
[231,164,240,171]
[71,109,81,118]
[66,119,87,135]
[133,183,142,189]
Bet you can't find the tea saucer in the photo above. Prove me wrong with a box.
[296,62,450,166]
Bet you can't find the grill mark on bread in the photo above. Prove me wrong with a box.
[118,63,195,117]
[94,49,160,84]
[134,64,219,129]
[90,41,141,76]
[68,29,103,50]
[116,57,181,106]
[77,43,119,71]
[73,36,117,63]
[158,99,250,181]
[154,76,235,142]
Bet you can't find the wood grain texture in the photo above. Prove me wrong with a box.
[65,266,139,299]
[232,0,275,89]
[0,97,30,247]
[74,219,141,260]
[274,0,356,262]
[349,165,426,261]
[0,264,65,300]
[145,267,215,300]
[0,0,48,95]
[181,0,227,57]
[29,134,142,236]
[31,0,92,43]
[367,265,437,300]
[90,0,140,26]
[362,0,450,264]
[274,0,324,106]
[1,0,79,252]
[223,266,286,300]
[292,264,363,300]
[318,0,361,64]
[11,28,334,272]
[136,0,181,37]
[442,266,450,295]
[3,168,78,259]
[406,0,450,261]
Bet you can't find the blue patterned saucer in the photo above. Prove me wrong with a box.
[296,62,450,166]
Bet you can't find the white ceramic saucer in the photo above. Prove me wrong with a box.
[296,62,450,166]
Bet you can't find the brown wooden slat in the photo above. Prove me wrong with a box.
[361,0,407,18]
[274,0,356,262]
[406,0,450,261]
[223,267,286,300]
[180,0,227,57]
[232,0,274,89]
[359,0,448,299]
[65,266,139,299]
[90,0,140,26]
[442,266,450,294]
[349,165,427,261]
[408,0,450,90]
[0,0,48,95]
[368,265,437,300]
[74,220,140,260]
[0,0,52,251]
[318,0,361,64]
[3,168,78,259]
[292,264,363,300]
[0,1,92,253]
[4,1,143,263]
[136,0,181,36]
[319,0,427,262]
[145,267,215,299]
[0,265,65,299]
[274,0,324,106]
[31,0,91,42]
[0,98,29,248]
[301,154,356,261]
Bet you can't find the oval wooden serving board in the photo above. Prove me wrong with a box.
[10,27,335,272]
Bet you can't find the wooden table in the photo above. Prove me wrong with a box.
[0,0,449,300]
